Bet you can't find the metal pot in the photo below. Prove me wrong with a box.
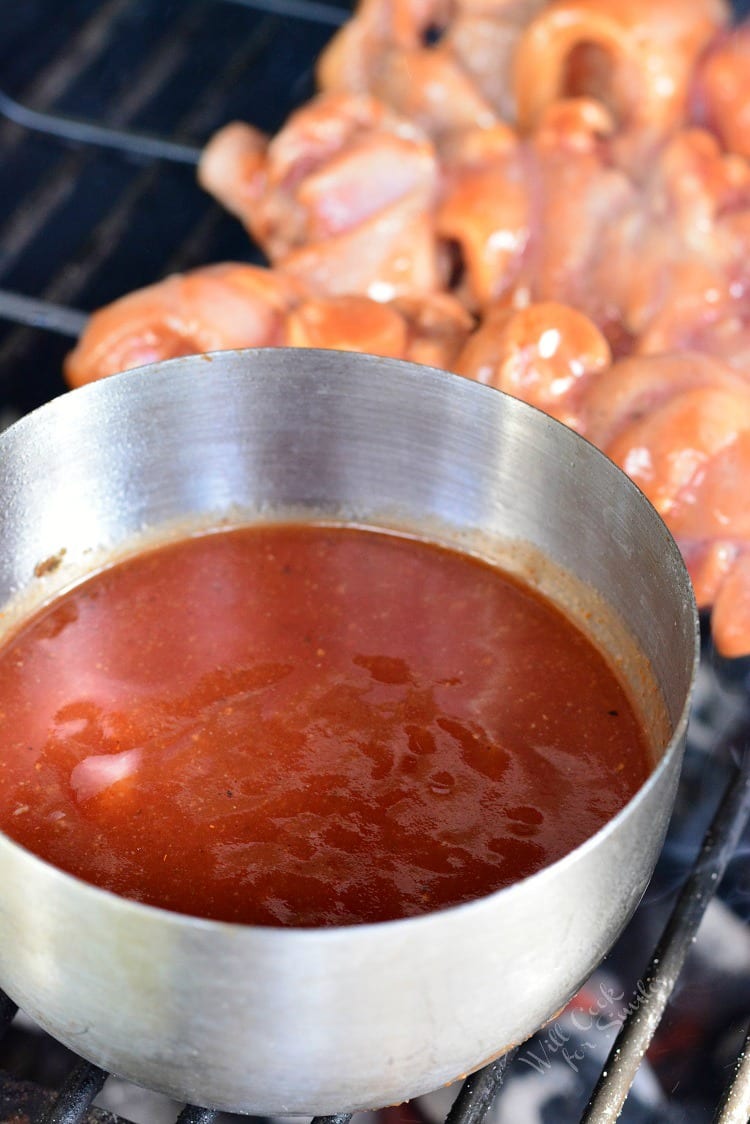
[0,349,698,1114]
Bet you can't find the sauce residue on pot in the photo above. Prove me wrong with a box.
[0,523,653,926]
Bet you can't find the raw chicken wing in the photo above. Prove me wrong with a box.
[514,0,728,152]
[607,130,750,363]
[198,94,441,300]
[317,0,728,143]
[455,300,610,429]
[65,269,471,388]
[284,292,472,366]
[64,264,304,388]
[580,352,750,657]
[437,101,635,323]
[318,0,544,137]
[692,24,750,159]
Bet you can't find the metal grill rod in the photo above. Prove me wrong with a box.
[581,752,750,1124]
[713,1023,750,1124]
[0,990,17,1041]
[0,0,137,160]
[175,1105,218,1123]
[221,0,348,26]
[0,6,283,379]
[0,0,347,173]
[0,2,219,289]
[443,1048,518,1124]
[37,1059,108,1124]
[0,89,201,165]
[0,290,88,337]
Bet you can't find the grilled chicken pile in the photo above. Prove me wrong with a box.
[65,0,750,657]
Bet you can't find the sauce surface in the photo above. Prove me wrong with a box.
[0,524,652,926]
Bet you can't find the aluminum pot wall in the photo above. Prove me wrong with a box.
[0,350,698,1114]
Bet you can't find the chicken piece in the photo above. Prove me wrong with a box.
[523,102,635,315]
[454,300,610,430]
[285,292,473,367]
[514,0,729,152]
[684,541,738,611]
[64,264,304,388]
[603,131,750,361]
[437,123,530,307]
[65,267,471,390]
[437,101,635,320]
[285,295,410,356]
[439,109,750,360]
[579,352,750,657]
[581,352,744,449]
[606,387,750,518]
[317,0,544,137]
[712,549,750,659]
[637,297,750,374]
[198,94,442,300]
[692,23,750,160]
[389,292,475,367]
[198,122,268,231]
[607,96,750,365]
[317,0,727,144]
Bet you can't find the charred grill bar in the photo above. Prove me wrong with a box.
[0,2,749,1122]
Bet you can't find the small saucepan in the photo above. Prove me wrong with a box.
[0,349,697,1114]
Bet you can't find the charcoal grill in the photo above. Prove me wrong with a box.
[0,2,749,1122]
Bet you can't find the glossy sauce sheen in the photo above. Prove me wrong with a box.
[0,524,652,926]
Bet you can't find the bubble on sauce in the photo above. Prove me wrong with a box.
[362,741,395,780]
[406,725,437,755]
[429,771,455,795]
[436,715,511,779]
[508,821,541,838]
[505,805,544,825]
[399,752,421,775]
[353,654,413,684]
[70,747,142,803]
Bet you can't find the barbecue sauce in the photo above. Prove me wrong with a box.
[0,524,652,926]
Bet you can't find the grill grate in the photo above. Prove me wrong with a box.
[0,0,339,414]
[582,759,750,1123]
[0,3,749,1122]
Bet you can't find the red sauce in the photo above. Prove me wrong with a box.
[0,524,652,926]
